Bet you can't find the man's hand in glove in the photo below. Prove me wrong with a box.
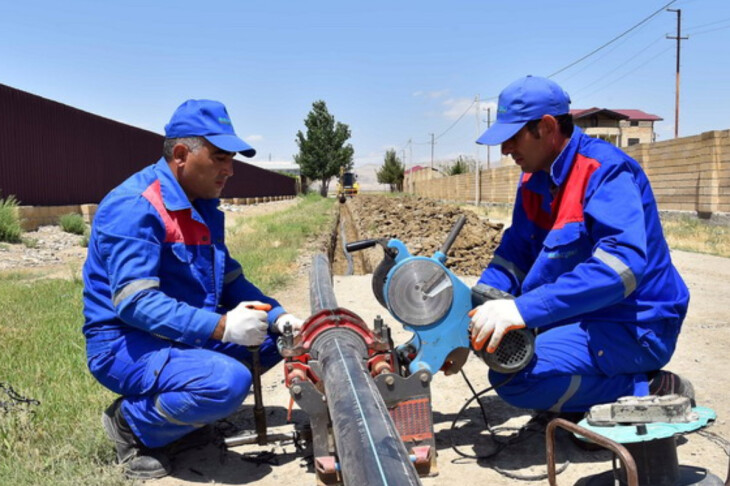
[221,301,271,346]
[469,299,526,353]
[273,313,304,336]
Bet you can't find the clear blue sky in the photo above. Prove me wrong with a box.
[1,0,728,169]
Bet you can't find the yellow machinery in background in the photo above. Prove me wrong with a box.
[336,167,359,203]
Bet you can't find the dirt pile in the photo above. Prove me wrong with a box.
[345,194,504,276]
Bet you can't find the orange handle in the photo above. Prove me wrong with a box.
[246,304,272,311]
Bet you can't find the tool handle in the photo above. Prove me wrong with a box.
[439,215,467,256]
[345,239,378,252]
[245,303,272,311]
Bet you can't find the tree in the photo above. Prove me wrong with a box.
[294,100,354,197]
[443,155,476,176]
[376,149,405,192]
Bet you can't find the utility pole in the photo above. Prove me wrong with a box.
[475,95,481,206]
[486,107,492,169]
[667,8,688,139]
[429,133,435,170]
[408,138,412,170]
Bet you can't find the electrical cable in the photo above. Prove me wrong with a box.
[548,0,678,78]
[434,99,476,141]
[449,370,570,481]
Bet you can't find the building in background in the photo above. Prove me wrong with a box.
[571,108,662,147]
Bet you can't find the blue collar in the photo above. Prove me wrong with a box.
[549,126,583,187]
[522,126,584,195]
[153,158,192,211]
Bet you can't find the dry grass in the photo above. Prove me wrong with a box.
[661,215,730,258]
[463,204,728,258]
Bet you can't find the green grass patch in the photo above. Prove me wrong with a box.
[0,194,22,243]
[59,213,87,235]
[0,279,124,486]
[226,193,336,293]
[0,193,335,485]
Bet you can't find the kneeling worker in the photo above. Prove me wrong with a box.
[470,76,693,418]
[82,99,303,478]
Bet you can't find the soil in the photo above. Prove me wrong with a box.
[3,196,727,485]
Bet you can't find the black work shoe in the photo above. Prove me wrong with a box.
[102,398,172,479]
[524,410,585,432]
[649,370,696,406]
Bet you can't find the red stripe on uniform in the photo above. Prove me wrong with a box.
[141,180,211,245]
[521,154,601,230]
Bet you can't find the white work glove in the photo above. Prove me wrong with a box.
[274,313,304,336]
[469,299,526,354]
[222,301,270,346]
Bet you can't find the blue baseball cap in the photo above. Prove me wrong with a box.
[164,99,256,157]
[477,76,571,146]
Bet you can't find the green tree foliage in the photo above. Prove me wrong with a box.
[376,149,405,192]
[444,155,476,176]
[294,101,354,197]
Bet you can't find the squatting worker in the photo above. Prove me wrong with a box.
[470,76,693,416]
[82,99,304,479]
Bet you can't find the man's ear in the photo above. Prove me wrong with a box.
[171,143,189,167]
[540,114,559,137]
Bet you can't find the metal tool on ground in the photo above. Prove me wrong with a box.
[224,303,302,449]
[280,253,428,485]
[545,396,726,486]
[345,215,534,376]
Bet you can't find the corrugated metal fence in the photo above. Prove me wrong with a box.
[0,84,296,206]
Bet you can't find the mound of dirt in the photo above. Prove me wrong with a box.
[345,194,504,276]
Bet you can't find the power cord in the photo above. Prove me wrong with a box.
[449,370,570,481]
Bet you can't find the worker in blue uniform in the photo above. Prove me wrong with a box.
[82,99,304,479]
[470,76,693,417]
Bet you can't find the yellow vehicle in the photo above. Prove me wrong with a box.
[337,168,359,202]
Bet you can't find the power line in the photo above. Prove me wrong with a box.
[570,36,668,97]
[548,0,678,78]
[434,99,475,141]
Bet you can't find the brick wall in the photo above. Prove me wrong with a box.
[406,129,730,217]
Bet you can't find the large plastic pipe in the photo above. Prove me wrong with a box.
[308,254,421,486]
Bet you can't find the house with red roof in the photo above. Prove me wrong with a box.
[570,108,662,148]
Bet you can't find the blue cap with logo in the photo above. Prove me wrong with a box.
[477,76,571,146]
[164,99,256,157]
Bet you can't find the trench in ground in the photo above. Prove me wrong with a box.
[330,201,372,276]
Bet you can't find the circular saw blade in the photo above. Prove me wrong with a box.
[387,259,453,327]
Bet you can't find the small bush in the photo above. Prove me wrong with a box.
[22,237,38,249]
[59,213,86,235]
[0,194,22,243]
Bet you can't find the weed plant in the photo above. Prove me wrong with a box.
[59,213,87,235]
[0,194,22,243]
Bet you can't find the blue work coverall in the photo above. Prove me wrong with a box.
[479,127,689,412]
[82,158,285,447]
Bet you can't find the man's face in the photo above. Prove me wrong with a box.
[175,140,235,200]
[500,120,553,174]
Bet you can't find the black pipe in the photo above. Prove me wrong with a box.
[308,254,421,486]
[310,253,339,312]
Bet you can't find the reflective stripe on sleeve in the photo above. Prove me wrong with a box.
[490,255,526,283]
[155,396,205,427]
[112,279,160,307]
[594,248,637,297]
[224,267,243,285]
[549,375,581,413]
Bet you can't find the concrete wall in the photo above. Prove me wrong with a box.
[406,129,730,218]
[14,195,297,231]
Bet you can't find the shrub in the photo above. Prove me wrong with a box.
[0,194,22,243]
[59,213,86,235]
